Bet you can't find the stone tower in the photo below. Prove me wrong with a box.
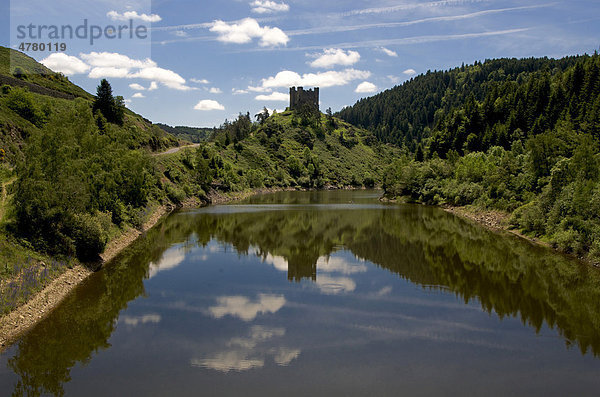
[289,86,319,111]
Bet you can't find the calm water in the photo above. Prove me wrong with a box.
[2,190,600,396]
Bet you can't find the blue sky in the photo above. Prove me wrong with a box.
[2,0,600,127]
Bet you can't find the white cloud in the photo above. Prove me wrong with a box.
[78,52,193,90]
[208,294,286,321]
[107,10,162,23]
[403,68,417,76]
[209,18,289,47]
[342,0,485,16]
[192,350,264,372]
[132,92,145,98]
[81,52,156,69]
[148,81,158,91]
[248,85,272,92]
[255,92,288,101]
[88,67,130,79]
[355,81,377,93]
[40,53,90,75]
[129,67,191,90]
[250,0,290,14]
[379,47,398,57]
[387,75,400,84]
[376,286,393,296]
[263,253,286,271]
[273,347,300,365]
[209,87,223,94]
[129,83,145,90]
[260,69,370,89]
[194,99,225,111]
[173,30,188,37]
[309,48,360,68]
[191,78,210,84]
[232,88,249,94]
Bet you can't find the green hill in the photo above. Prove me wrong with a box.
[158,110,398,198]
[0,47,397,315]
[337,55,587,151]
[155,123,214,143]
[0,47,93,100]
[373,53,600,262]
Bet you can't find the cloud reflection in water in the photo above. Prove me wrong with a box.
[191,326,300,372]
[208,294,286,321]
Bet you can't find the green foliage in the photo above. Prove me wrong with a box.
[339,55,600,156]
[14,100,156,259]
[377,53,600,262]
[72,212,111,260]
[1,46,93,99]
[297,102,321,127]
[92,79,124,125]
[155,123,213,143]
[255,107,270,124]
[13,67,26,79]
[5,87,47,127]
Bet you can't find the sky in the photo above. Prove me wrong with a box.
[2,0,600,127]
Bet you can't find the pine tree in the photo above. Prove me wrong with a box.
[93,79,124,125]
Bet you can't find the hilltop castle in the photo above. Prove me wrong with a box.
[289,86,319,111]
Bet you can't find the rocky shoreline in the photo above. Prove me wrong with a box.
[441,205,554,249]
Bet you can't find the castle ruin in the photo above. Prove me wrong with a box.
[289,86,319,111]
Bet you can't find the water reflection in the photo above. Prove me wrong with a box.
[190,326,300,373]
[208,294,286,321]
[119,314,161,327]
[2,190,600,396]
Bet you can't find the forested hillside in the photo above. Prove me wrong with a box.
[155,123,214,143]
[373,53,600,262]
[337,55,591,151]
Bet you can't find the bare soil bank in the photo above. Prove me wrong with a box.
[441,205,553,249]
[0,205,171,351]
[0,187,297,351]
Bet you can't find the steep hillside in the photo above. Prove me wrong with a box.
[378,53,600,262]
[0,47,180,163]
[0,47,93,100]
[337,55,586,150]
[158,110,399,200]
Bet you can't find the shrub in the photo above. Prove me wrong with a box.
[71,212,110,261]
[511,201,546,235]
[5,88,46,127]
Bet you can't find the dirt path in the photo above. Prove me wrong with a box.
[152,144,199,157]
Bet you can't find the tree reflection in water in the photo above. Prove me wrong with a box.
[5,192,600,396]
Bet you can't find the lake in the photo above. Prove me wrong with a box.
[2,190,600,396]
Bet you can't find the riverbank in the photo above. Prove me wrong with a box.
[438,205,600,267]
[381,195,595,266]
[441,205,561,249]
[0,204,174,350]
[0,186,305,350]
